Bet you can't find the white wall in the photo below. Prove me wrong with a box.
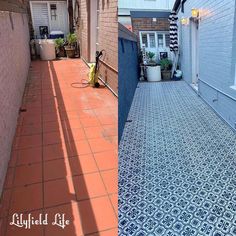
[119,0,175,11]
[178,0,236,97]
[0,11,30,193]
[178,0,236,130]
[30,1,69,38]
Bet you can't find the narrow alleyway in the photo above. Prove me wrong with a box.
[0,59,118,236]
[119,81,236,236]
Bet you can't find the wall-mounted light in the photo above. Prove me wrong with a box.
[191,8,199,18]
[181,17,189,25]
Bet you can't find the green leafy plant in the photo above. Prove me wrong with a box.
[146,51,156,63]
[66,33,77,47]
[54,38,64,49]
[160,58,172,71]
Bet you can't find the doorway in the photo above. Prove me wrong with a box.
[191,19,199,90]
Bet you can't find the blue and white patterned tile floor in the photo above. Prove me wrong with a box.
[119,81,236,236]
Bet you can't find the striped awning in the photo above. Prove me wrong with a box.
[169,11,178,52]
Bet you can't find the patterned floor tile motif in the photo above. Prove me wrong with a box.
[119,81,236,236]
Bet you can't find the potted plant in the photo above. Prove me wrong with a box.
[54,38,65,57]
[160,58,172,80]
[64,33,77,58]
[146,51,161,82]
[147,52,156,64]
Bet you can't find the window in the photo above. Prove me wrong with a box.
[50,4,57,20]
[149,33,156,48]
[157,34,164,47]
[165,34,170,47]
[141,33,148,47]
[140,31,170,49]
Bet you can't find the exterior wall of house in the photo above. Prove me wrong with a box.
[97,0,118,94]
[178,0,236,130]
[118,0,174,27]
[119,0,174,10]
[29,0,69,38]
[118,23,139,141]
[132,17,170,37]
[76,0,89,61]
[76,0,118,94]
[0,0,28,13]
[0,8,30,192]
[131,15,170,60]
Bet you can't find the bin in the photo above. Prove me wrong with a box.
[146,65,161,82]
[39,39,56,60]
[50,31,64,39]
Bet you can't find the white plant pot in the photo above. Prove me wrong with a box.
[39,39,56,60]
[146,65,161,82]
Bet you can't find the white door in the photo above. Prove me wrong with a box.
[191,20,199,85]
[31,2,49,38]
[140,32,157,60]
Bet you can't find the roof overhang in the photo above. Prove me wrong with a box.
[130,10,171,19]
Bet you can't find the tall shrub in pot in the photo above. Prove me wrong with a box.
[55,38,65,57]
[160,58,172,80]
[64,33,77,58]
[146,51,161,82]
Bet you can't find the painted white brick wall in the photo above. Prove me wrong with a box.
[0,11,30,193]
[178,0,236,129]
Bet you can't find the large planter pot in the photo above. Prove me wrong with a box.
[161,70,172,80]
[56,47,66,57]
[146,65,161,82]
[39,39,56,61]
[64,46,75,58]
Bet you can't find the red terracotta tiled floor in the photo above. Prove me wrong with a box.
[0,59,118,236]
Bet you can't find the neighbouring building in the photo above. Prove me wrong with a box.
[0,0,31,193]
[74,0,118,94]
[118,0,175,29]
[131,11,171,61]
[29,0,70,38]
[174,0,236,130]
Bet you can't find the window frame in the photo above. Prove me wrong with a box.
[139,31,170,49]
[50,3,57,20]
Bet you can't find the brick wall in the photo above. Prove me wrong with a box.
[0,0,28,13]
[132,17,170,35]
[75,0,118,94]
[75,0,89,61]
[97,0,118,94]
[0,10,30,193]
[132,17,169,48]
